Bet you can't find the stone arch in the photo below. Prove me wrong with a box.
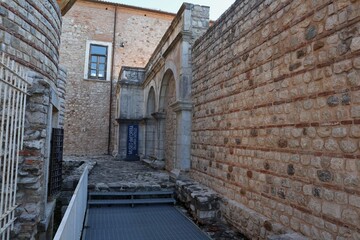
[146,87,156,116]
[159,68,176,110]
[145,80,158,113]
[159,61,178,110]
[145,87,156,157]
[159,69,177,170]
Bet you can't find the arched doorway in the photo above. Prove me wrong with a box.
[145,87,156,158]
[159,70,177,171]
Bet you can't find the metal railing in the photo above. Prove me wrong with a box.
[53,166,88,240]
[48,128,64,198]
[0,52,29,240]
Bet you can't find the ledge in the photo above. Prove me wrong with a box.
[151,112,166,120]
[170,101,192,112]
[83,78,110,83]
[116,118,145,124]
[39,200,56,232]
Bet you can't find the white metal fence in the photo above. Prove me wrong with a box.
[0,52,29,239]
[53,166,88,240]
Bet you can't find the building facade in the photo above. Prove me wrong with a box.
[59,0,175,156]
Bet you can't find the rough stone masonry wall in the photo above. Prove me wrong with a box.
[60,1,173,156]
[18,76,52,240]
[0,0,63,239]
[191,0,360,239]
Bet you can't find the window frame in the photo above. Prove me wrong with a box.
[84,40,112,81]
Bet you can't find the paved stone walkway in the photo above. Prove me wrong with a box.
[63,155,246,240]
[88,156,174,192]
[63,155,174,192]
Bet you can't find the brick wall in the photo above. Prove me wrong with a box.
[0,0,65,238]
[191,0,360,239]
[60,0,174,155]
[0,0,62,84]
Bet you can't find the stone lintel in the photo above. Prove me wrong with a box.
[170,101,192,112]
[116,118,143,124]
[151,112,166,120]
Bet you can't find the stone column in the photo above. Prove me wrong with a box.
[144,116,156,158]
[170,101,192,170]
[152,112,166,160]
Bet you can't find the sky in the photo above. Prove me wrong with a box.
[108,0,235,20]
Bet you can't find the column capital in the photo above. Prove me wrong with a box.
[169,101,192,112]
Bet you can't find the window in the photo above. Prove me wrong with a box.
[88,44,108,79]
[84,40,112,81]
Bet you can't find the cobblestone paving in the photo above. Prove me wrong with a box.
[64,155,174,192]
[63,155,246,240]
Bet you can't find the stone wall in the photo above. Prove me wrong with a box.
[164,78,177,170]
[0,0,66,238]
[191,0,360,239]
[59,0,174,156]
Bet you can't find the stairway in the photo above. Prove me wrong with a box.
[88,190,176,207]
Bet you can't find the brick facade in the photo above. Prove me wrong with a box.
[191,0,360,239]
[59,0,174,156]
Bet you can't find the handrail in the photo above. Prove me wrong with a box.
[53,166,88,240]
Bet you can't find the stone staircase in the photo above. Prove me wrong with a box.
[88,190,176,207]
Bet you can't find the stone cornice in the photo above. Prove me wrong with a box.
[116,118,143,124]
[151,112,166,120]
[170,101,192,112]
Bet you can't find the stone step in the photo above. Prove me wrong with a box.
[88,190,176,207]
[88,198,176,206]
[89,190,174,198]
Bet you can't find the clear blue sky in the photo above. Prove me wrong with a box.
[108,0,235,20]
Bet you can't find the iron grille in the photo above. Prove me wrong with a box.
[48,128,64,198]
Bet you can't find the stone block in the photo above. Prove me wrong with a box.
[322,201,341,219]
[339,139,357,153]
[350,37,360,52]
[351,106,360,118]
[349,195,360,208]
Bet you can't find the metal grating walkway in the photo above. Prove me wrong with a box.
[84,205,211,240]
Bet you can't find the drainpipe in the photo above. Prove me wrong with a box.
[108,6,117,155]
